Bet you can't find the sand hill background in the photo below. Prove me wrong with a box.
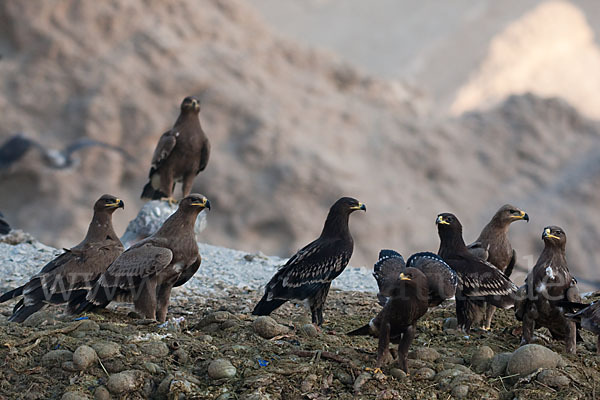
[0,0,599,289]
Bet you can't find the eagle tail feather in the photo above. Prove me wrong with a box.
[0,285,24,303]
[252,295,286,316]
[9,302,45,323]
[347,324,371,336]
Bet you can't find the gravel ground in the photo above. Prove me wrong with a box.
[0,230,378,298]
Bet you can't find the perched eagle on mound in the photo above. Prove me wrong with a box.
[69,194,210,322]
[252,197,366,326]
[0,195,124,322]
[467,204,528,330]
[141,96,210,203]
[436,213,517,333]
[514,226,581,354]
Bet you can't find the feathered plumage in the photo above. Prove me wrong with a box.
[514,226,581,354]
[565,300,600,354]
[252,197,366,326]
[141,97,210,202]
[0,195,124,322]
[69,194,210,322]
[348,267,429,372]
[436,213,517,333]
[466,204,528,330]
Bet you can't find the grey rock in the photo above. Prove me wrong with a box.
[107,370,145,394]
[93,386,110,400]
[143,362,163,374]
[537,369,570,388]
[451,384,469,398]
[410,347,441,362]
[91,341,121,359]
[72,345,97,370]
[334,370,354,385]
[300,323,319,337]
[23,310,57,327]
[156,374,174,398]
[61,361,78,372]
[470,345,494,373]
[413,367,436,380]
[61,392,89,400]
[252,316,289,339]
[139,341,169,358]
[353,372,371,393]
[198,311,234,327]
[172,348,189,365]
[41,350,73,368]
[75,319,100,332]
[488,352,512,377]
[443,317,458,331]
[507,344,563,377]
[390,368,408,380]
[300,374,318,392]
[208,359,237,380]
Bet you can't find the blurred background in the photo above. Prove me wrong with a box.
[0,0,599,290]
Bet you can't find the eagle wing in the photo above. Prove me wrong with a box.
[148,130,177,176]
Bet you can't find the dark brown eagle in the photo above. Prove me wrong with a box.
[252,197,366,326]
[141,96,210,203]
[69,194,210,322]
[436,213,517,333]
[0,195,124,322]
[348,267,429,373]
[467,204,529,330]
[373,249,457,307]
[565,300,600,354]
[514,226,581,354]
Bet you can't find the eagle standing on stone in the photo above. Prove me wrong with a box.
[141,96,210,204]
[348,267,429,373]
[467,204,529,330]
[252,197,366,326]
[0,195,124,322]
[436,213,517,333]
[514,226,581,354]
[69,194,210,322]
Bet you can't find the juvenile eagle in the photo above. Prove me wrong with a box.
[252,197,366,326]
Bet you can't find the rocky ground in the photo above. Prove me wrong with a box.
[0,233,599,399]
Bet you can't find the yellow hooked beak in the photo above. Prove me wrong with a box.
[191,197,211,209]
[350,202,367,211]
[106,199,124,209]
[511,210,529,221]
[399,272,411,281]
[543,228,560,240]
[436,215,450,225]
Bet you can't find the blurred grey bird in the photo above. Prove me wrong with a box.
[0,133,133,170]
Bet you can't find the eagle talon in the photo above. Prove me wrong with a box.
[160,197,178,206]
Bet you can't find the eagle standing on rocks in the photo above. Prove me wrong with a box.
[69,194,210,322]
[467,204,529,330]
[0,195,124,323]
[436,213,517,333]
[141,96,210,204]
[252,197,366,326]
[514,226,581,354]
[373,249,457,307]
[348,267,429,373]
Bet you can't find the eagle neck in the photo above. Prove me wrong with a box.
[82,211,118,244]
[320,210,351,240]
[175,112,200,128]
[155,209,198,237]
[438,226,468,257]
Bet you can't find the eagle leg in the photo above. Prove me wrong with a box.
[521,311,535,346]
[376,321,392,369]
[156,284,173,323]
[181,173,195,198]
[565,319,577,354]
[397,325,415,374]
[134,279,157,320]
[483,305,496,331]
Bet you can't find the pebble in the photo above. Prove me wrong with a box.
[353,372,371,393]
[61,391,89,400]
[198,334,213,343]
[443,317,458,331]
[299,323,319,337]
[41,350,73,368]
[143,362,163,374]
[198,311,234,327]
[208,359,237,380]
[470,345,494,373]
[451,384,469,398]
[75,319,100,332]
[107,370,146,394]
[23,310,57,327]
[413,367,436,380]
[139,341,170,357]
[173,348,189,364]
[300,374,318,392]
[91,341,121,359]
[156,374,174,397]
[488,352,512,377]
[72,345,97,371]
[411,347,441,362]
[506,344,564,377]
[390,368,407,380]
[376,389,401,399]
[61,361,78,372]
[93,386,110,400]
[537,369,570,388]
[334,370,354,385]
[252,316,289,339]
